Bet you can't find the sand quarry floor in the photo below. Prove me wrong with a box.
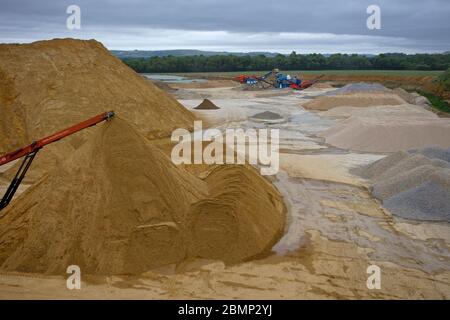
[1,82,450,299]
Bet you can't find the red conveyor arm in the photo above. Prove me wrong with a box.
[0,111,115,167]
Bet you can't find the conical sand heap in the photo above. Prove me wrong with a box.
[0,39,286,275]
[187,165,285,263]
[194,99,220,110]
[0,38,195,155]
[0,119,207,274]
[0,119,285,274]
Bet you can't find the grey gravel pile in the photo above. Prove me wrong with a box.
[352,151,409,179]
[324,82,388,96]
[384,175,450,222]
[410,146,450,163]
[372,165,440,199]
[354,147,450,222]
[251,111,283,120]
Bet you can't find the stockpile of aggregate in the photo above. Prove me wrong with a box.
[0,119,286,274]
[251,111,284,121]
[187,165,285,263]
[353,148,450,222]
[0,39,195,156]
[410,146,450,162]
[303,92,405,111]
[324,83,388,96]
[0,39,286,275]
[194,99,221,110]
[0,119,207,274]
[318,117,450,152]
[322,104,437,120]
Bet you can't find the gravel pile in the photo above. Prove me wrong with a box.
[194,98,220,110]
[410,146,450,163]
[354,148,450,222]
[372,165,440,199]
[250,111,285,123]
[352,151,409,179]
[324,83,388,96]
[251,111,283,120]
[384,175,450,222]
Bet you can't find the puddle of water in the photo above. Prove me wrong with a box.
[142,74,206,83]
[273,174,450,273]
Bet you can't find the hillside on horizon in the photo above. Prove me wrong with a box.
[111,49,281,58]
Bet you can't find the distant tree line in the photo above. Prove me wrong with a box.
[122,52,450,73]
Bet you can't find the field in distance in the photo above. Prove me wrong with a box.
[171,70,444,78]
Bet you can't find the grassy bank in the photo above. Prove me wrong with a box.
[419,91,450,114]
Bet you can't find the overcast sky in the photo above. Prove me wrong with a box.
[1,0,449,53]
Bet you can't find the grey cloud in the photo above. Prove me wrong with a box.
[0,0,449,52]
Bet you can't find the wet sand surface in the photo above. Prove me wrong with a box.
[1,84,449,299]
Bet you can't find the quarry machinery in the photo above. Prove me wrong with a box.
[0,111,115,211]
[234,69,324,90]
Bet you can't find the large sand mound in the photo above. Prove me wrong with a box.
[0,119,286,274]
[0,119,207,274]
[319,117,450,152]
[0,39,195,155]
[303,93,404,111]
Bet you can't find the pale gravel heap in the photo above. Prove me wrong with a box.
[353,148,450,222]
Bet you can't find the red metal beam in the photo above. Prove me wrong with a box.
[0,111,114,166]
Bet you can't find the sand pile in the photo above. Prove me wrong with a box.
[187,165,285,263]
[384,174,450,221]
[0,39,195,156]
[392,88,432,110]
[149,80,178,93]
[194,98,220,110]
[0,119,286,274]
[309,82,334,89]
[0,119,207,274]
[392,88,417,104]
[353,149,450,222]
[250,111,284,122]
[322,104,437,120]
[319,117,450,152]
[303,93,404,111]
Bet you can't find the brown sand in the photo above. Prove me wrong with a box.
[148,80,178,93]
[322,104,438,120]
[303,93,405,111]
[319,117,450,152]
[0,119,207,274]
[279,153,383,186]
[0,119,285,274]
[194,98,220,110]
[187,165,285,263]
[0,39,195,155]
[309,82,334,89]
